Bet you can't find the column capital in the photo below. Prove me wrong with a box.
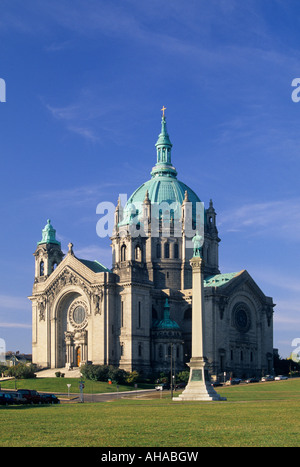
[189,256,204,270]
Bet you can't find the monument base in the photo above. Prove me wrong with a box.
[173,358,226,402]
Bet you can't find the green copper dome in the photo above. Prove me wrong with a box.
[37,219,61,246]
[119,112,201,226]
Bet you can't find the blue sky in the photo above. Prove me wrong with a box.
[0,0,299,358]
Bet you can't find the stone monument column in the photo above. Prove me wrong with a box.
[174,248,226,401]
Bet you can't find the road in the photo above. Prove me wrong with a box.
[57,389,158,403]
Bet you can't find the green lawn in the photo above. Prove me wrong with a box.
[1,379,300,447]
[0,377,152,394]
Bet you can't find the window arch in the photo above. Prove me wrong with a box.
[174,243,179,259]
[152,306,158,323]
[40,261,44,276]
[164,242,169,259]
[156,242,161,259]
[135,245,142,261]
[138,301,141,328]
[121,244,126,262]
[184,307,192,320]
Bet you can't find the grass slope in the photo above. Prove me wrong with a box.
[0,377,152,394]
[1,379,300,447]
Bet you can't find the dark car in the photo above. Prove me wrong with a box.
[8,392,28,405]
[39,393,60,404]
[17,389,42,404]
[245,377,260,384]
[0,392,14,405]
[225,378,241,385]
[212,381,223,387]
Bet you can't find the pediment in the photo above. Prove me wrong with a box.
[32,251,110,298]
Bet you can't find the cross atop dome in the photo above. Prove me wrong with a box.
[151,107,177,178]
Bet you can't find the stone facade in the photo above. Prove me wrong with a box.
[29,115,275,380]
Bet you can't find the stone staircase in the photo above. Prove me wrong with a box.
[35,367,83,378]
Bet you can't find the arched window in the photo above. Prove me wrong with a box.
[152,306,158,323]
[174,243,179,259]
[51,262,57,272]
[156,242,161,259]
[164,242,169,259]
[135,245,142,261]
[121,301,124,327]
[184,307,192,320]
[40,261,44,276]
[138,301,141,328]
[121,244,126,262]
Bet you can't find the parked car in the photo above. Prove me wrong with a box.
[261,375,274,382]
[39,393,60,404]
[155,383,170,391]
[8,392,28,405]
[225,378,241,385]
[245,377,260,383]
[0,392,14,405]
[275,375,288,381]
[212,381,223,387]
[17,389,42,404]
[233,378,242,384]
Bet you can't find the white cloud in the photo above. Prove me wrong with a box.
[27,184,120,210]
[46,103,99,142]
[219,198,300,241]
[0,322,31,329]
[0,294,30,311]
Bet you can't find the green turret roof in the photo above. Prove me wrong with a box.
[37,219,61,246]
[153,298,181,330]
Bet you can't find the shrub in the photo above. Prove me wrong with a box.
[80,364,129,385]
[107,366,127,385]
[5,363,36,379]
[126,371,140,384]
[176,371,190,383]
[0,364,7,376]
[80,364,109,382]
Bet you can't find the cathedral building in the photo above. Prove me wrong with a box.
[29,112,275,380]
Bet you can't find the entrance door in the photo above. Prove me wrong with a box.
[76,347,81,367]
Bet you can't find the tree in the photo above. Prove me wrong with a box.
[5,363,36,379]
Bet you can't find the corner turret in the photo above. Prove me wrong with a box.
[34,219,64,281]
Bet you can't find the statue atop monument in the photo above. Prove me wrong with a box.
[192,231,203,257]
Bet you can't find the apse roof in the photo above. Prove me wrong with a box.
[204,271,244,287]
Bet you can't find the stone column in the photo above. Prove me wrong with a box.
[174,256,226,401]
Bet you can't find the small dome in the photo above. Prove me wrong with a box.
[152,299,181,331]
